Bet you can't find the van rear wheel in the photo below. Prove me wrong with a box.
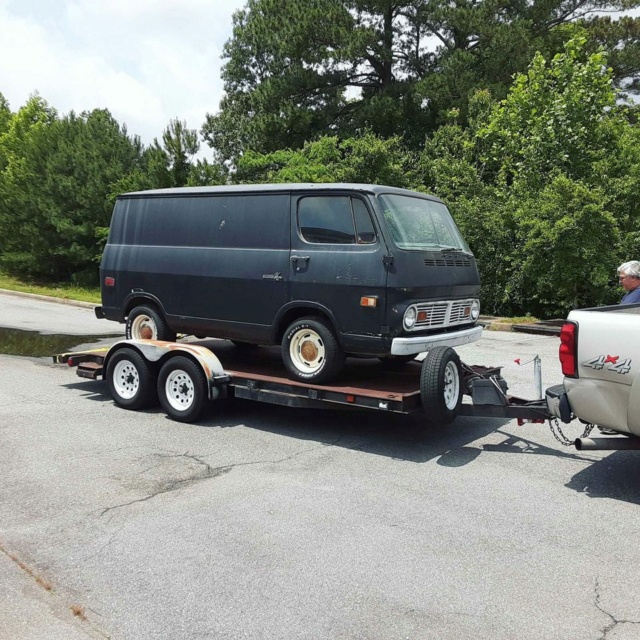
[282,317,345,384]
[126,305,176,342]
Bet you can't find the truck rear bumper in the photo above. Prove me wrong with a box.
[391,325,483,356]
[545,384,573,423]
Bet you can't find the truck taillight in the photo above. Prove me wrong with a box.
[559,321,578,378]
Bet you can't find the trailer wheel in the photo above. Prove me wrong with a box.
[106,348,157,410]
[157,356,208,423]
[282,317,345,384]
[126,305,176,342]
[420,346,462,426]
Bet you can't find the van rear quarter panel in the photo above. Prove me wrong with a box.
[101,194,291,339]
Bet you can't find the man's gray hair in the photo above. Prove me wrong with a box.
[617,260,640,278]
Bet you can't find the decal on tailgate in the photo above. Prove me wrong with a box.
[583,355,632,375]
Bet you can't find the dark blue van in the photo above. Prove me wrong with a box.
[96,183,482,383]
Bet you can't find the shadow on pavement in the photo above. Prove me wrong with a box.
[565,451,640,505]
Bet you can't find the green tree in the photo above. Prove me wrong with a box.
[154,118,200,187]
[0,98,145,282]
[421,38,632,316]
[478,36,619,191]
[0,94,59,278]
[236,132,416,186]
[205,0,640,165]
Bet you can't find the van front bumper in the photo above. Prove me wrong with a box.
[390,325,483,356]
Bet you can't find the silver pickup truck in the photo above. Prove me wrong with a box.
[546,304,640,449]
[545,304,640,449]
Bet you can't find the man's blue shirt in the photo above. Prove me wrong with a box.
[620,288,640,304]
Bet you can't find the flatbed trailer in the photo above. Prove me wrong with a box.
[53,339,552,425]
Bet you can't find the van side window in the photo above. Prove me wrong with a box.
[298,196,376,245]
[353,198,376,244]
[298,196,356,244]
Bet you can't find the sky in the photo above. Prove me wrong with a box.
[0,0,247,153]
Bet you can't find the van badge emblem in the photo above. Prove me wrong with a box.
[263,272,284,281]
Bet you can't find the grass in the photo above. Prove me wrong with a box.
[0,272,100,304]
[494,316,540,324]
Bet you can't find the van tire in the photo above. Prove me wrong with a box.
[282,317,345,384]
[157,356,208,423]
[420,346,462,426]
[126,305,176,342]
[106,348,157,410]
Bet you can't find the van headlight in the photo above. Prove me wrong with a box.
[403,306,417,331]
[471,299,480,321]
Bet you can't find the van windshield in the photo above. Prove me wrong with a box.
[379,194,471,253]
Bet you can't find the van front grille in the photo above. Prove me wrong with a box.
[424,257,471,267]
[413,299,474,329]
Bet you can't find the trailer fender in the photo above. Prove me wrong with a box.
[104,340,229,399]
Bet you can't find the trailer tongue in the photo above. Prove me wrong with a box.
[53,339,552,425]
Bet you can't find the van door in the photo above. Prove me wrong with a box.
[159,193,291,342]
[288,193,387,352]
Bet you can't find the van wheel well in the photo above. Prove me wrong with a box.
[276,309,337,344]
[125,297,159,317]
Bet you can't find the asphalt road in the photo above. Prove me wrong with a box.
[1,292,640,639]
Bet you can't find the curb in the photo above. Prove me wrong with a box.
[0,288,97,310]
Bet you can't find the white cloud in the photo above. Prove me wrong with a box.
[0,0,246,152]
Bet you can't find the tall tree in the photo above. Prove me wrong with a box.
[204,0,640,165]
[0,99,145,282]
[420,38,628,316]
[154,118,200,187]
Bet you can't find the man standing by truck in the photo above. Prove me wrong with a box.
[617,260,640,303]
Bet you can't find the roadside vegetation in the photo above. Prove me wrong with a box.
[0,272,100,304]
[1,1,639,318]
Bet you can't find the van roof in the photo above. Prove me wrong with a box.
[121,183,444,203]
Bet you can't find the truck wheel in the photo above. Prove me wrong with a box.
[126,305,176,342]
[106,348,157,410]
[157,356,208,423]
[420,346,462,426]
[282,317,345,384]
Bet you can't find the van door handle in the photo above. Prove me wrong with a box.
[290,255,310,263]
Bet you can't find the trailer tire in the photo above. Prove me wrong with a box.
[282,316,345,384]
[106,348,157,410]
[157,356,208,423]
[126,305,176,342]
[420,346,462,426]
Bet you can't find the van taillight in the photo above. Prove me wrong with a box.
[559,321,578,377]
[104,277,115,287]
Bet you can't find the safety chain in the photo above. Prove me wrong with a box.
[548,418,595,447]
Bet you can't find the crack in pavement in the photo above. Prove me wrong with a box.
[595,577,640,639]
[99,453,231,516]
[98,442,339,517]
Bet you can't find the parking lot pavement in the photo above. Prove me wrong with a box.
[0,548,102,639]
[0,290,123,336]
